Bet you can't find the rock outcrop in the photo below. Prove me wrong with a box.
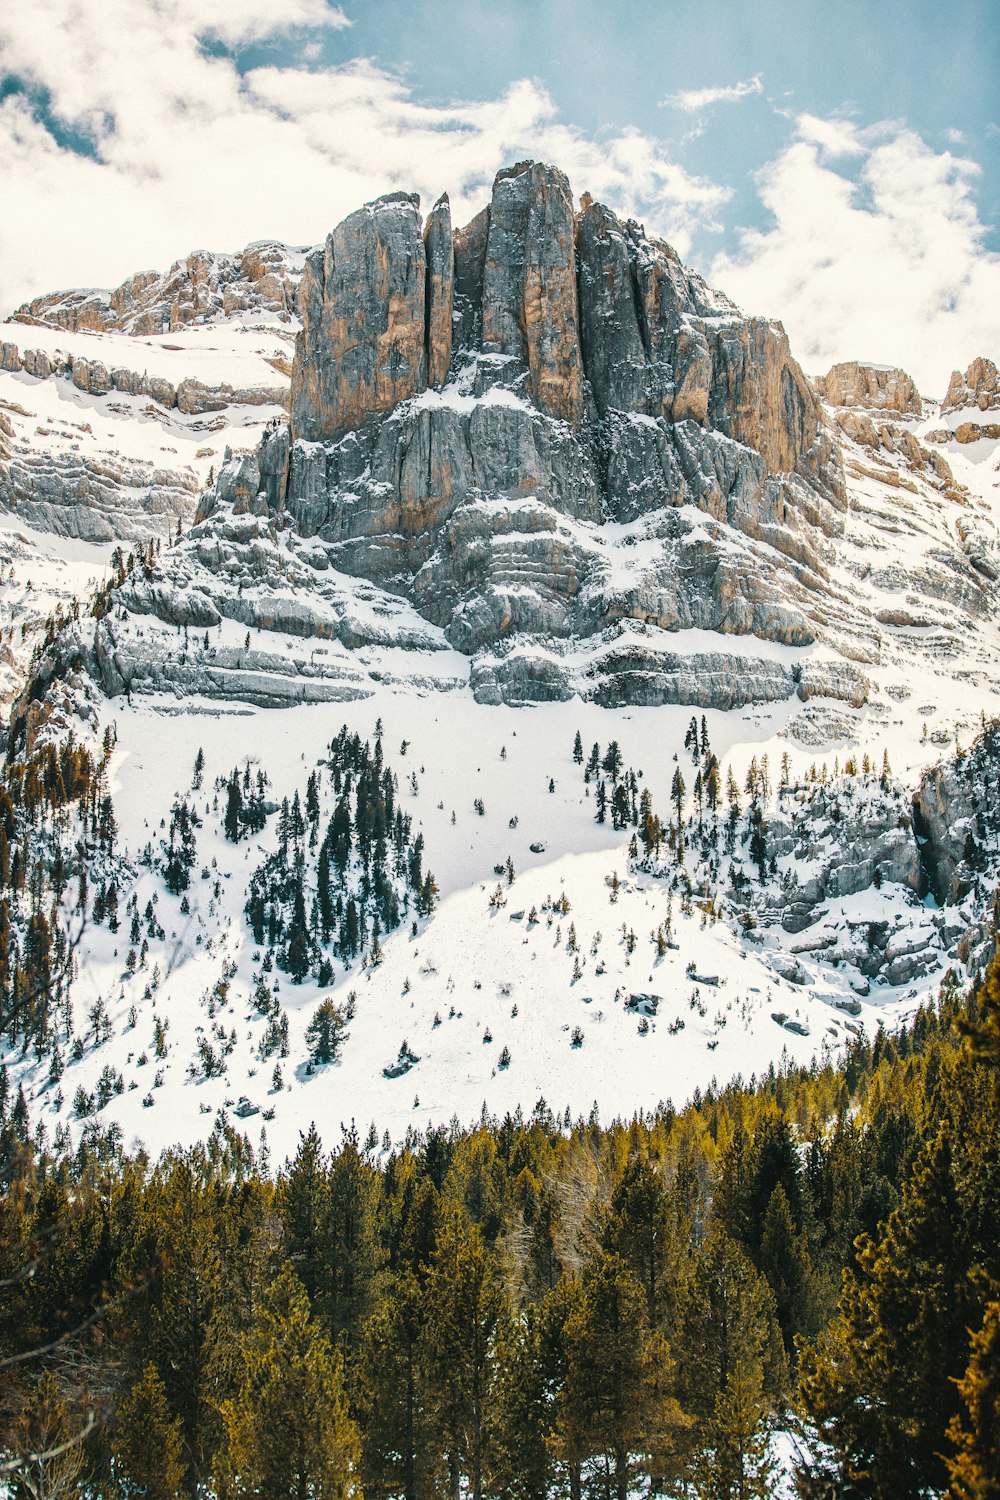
[832,409,963,497]
[941,357,1000,415]
[291,194,428,442]
[424,195,454,390]
[88,161,998,715]
[0,442,199,543]
[482,162,584,423]
[195,160,849,707]
[814,361,922,416]
[913,722,1000,903]
[0,339,287,415]
[12,241,302,336]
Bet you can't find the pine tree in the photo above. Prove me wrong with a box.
[111,1362,186,1500]
[324,1135,384,1346]
[601,1157,673,1326]
[305,999,348,1065]
[357,1272,441,1500]
[284,879,311,982]
[555,1251,686,1500]
[946,1300,1000,1500]
[422,1209,505,1500]
[9,1370,85,1500]
[487,1307,554,1500]
[224,771,243,843]
[572,731,584,765]
[601,741,623,782]
[799,1094,1000,1498]
[677,1225,786,1498]
[217,1262,361,1500]
[671,766,686,828]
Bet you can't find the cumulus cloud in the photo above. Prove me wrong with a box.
[711,116,1000,397]
[0,0,725,313]
[661,75,763,113]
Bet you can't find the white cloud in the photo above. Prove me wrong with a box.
[0,0,725,313]
[711,116,1000,397]
[794,113,866,159]
[661,75,763,113]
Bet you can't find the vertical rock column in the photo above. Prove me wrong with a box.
[481,162,584,424]
[291,192,428,442]
[575,200,650,415]
[423,194,454,389]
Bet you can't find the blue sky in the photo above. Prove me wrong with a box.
[1,0,998,391]
[288,0,1000,266]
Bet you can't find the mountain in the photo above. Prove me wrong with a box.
[1,160,999,1163]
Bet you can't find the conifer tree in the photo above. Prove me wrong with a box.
[422,1209,505,1500]
[487,1307,554,1500]
[357,1271,440,1500]
[671,766,686,829]
[217,1263,360,1500]
[223,771,243,843]
[555,1251,685,1500]
[946,1300,1000,1500]
[601,1157,672,1326]
[9,1370,85,1500]
[677,1225,786,1498]
[111,1362,186,1500]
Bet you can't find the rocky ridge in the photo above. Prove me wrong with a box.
[83,162,999,722]
[941,356,1000,415]
[169,161,863,707]
[814,361,923,417]
[0,336,287,417]
[12,241,303,337]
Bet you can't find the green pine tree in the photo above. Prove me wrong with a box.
[111,1362,187,1499]
[218,1263,360,1499]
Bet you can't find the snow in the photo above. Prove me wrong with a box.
[5,679,960,1164]
[5,316,1000,1163]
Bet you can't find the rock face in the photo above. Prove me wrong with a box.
[814,361,922,416]
[12,241,302,336]
[99,160,998,712]
[0,442,199,543]
[482,162,584,423]
[941,357,1000,414]
[219,159,848,706]
[424,196,454,390]
[0,339,287,415]
[291,194,429,442]
[913,723,1000,903]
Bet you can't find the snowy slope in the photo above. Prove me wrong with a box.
[3,250,1000,1158]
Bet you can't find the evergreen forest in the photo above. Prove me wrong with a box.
[1,902,998,1499]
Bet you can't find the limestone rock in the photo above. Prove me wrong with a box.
[913,723,1000,902]
[481,162,584,423]
[953,421,1000,443]
[815,361,922,415]
[424,195,454,389]
[12,240,301,336]
[291,193,427,442]
[941,356,1000,414]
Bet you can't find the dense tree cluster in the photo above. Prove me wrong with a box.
[2,919,999,1498]
[0,729,117,1057]
[246,724,437,984]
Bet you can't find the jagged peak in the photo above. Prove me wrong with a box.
[814,360,922,416]
[942,355,999,414]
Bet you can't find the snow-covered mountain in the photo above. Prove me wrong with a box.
[2,160,999,1161]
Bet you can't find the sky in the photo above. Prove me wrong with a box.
[1,0,998,394]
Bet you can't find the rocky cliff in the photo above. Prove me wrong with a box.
[12,241,302,337]
[941,356,1000,415]
[814,361,922,416]
[184,161,856,705]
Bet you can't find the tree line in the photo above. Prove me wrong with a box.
[1,913,998,1499]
